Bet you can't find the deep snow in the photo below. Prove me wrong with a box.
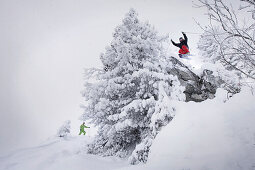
[0,136,129,170]
[122,88,255,170]
[1,88,254,170]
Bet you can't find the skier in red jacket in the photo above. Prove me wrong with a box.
[171,32,190,58]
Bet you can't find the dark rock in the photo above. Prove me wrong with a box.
[166,57,220,102]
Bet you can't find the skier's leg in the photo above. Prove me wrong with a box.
[179,49,184,58]
[79,131,82,135]
[83,131,86,135]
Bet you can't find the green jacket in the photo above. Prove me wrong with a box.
[80,124,89,131]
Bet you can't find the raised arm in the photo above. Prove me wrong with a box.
[171,39,179,47]
[182,32,188,42]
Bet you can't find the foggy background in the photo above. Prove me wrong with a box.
[0,0,234,155]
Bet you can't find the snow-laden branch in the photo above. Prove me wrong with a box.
[196,0,255,80]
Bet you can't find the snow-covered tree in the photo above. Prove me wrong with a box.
[198,27,229,64]
[81,9,185,164]
[198,27,241,94]
[57,120,71,138]
[196,0,255,80]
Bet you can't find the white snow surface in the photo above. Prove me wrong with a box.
[0,136,129,170]
[124,88,255,170]
[1,88,255,170]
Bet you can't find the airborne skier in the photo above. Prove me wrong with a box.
[171,32,190,58]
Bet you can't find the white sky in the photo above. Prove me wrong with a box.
[0,0,240,154]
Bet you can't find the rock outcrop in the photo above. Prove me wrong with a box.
[166,57,219,102]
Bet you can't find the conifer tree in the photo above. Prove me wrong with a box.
[57,120,71,138]
[81,8,184,164]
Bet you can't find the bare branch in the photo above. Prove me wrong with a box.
[196,0,255,80]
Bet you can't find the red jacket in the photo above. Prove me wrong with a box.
[179,45,189,54]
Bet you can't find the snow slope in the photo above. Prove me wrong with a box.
[1,88,254,170]
[123,88,255,170]
[0,136,129,170]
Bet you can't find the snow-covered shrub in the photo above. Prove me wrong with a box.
[198,28,242,94]
[198,27,237,71]
[197,0,255,81]
[81,9,185,164]
[57,120,71,138]
[198,27,224,64]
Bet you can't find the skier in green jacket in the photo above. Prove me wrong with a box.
[79,122,90,135]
